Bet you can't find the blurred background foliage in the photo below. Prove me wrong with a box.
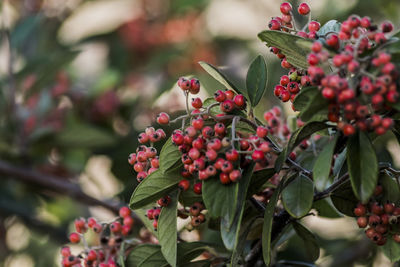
[1,0,400,266]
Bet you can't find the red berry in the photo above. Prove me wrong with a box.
[214,123,226,135]
[119,206,131,218]
[342,124,355,136]
[190,78,200,94]
[193,182,202,194]
[394,234,400,243]
[251,150,265,162]
[220,99,235,113]
[256,126,268,138]
[381,21,393,33]
[156,112,170,125]
[229,170,242,182]
[357,217,368,228]
[87,250,97,261]
[110,221,122,233]
[128,153,136,165]
[226,149,239,162]
[221,160,234,173]
[214,90,226,102]
[298,3,310,15]
[268,19,281,30]
[307,53,319,65]
[61,246,71,257]
[123,216,134,226]
[192,98,203,109]
[225,90,235,100]
[311,41,322,53]
[354,204,366,217]
[308,21,320,32]
[287,81,300,94]
[69,232,80,243]
[158,196,171,207]
[384,202,395,214]
[219,172,231,184]
[178,77,190,90]
[205,149,218,161]
[233,94,246,108]
[280,75,290,86]
[280,2,292,15]
[192,118,204,130]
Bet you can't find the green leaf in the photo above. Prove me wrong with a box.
[317,20,341,36]
[246,55,267,107]
[297,89,329,122]
[221,163,255,250]
[177,242,211,265]
[381,236,400,262]
[275,122,329,171]
[202,177,238,223]
[159,137,181,172]
[292,222,320,261]
[262,181,282,266]
[198,61,244,95]
[158,190,179,267]
[56,122,116,148]
[312,199,341,218]
[313,133,339,191]
[380,173,400,204]
[282,174,314,218]
[202,98,220,117]
[347,131,378,203]
[293,87,318,112]
[247,168,277,197]
[130,168,181,209]
[258,30,311,69]
[126,244,166,267]
[330,180,358,217]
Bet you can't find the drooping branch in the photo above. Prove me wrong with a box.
[0,159,136,218]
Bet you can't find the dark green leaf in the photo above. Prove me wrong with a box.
[293,222,319,261]
[380,173,400,204]
[317,20,341,36]
[258,30,311,69]
[293,222,320,261]
[293,87,318,112]
[262,182,282,266]
[347,131,378,203]
[177,242,211,265]
[282,174,314,218]
[202,98,220,117]
[158,190,179,267]
[247,168,277,197]
[297,89,329,122]
[11,15,43,49]
[159,137,181,172]
[126,244,166,267]
[130,168,181,209]
[275,122,329,171]
[246,55,267,107]
[199,61,244,95]
[381,236,400,262]
[312,199,341,218]
[221,163,255,250]
[202,177,238,223]
[313,133,339,191]
[330,180,358,217]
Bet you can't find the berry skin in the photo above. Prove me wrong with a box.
[280,2,292,15]
[298,3,310,15]
[226,149,239,162]
[311,41,322,53]
[205,149,218,161]
[287,82,300,94]
[214,123,226,135]
[307,53,319,65]
[158,196,171,207]
[256,126,268,138]
[138,133,149,144]
[221,160,234,173]
[252,150,265,162]
[394,234,400,243]
[229,170,242,182]
[192,118,204,130]
[156,112,170,125]
[268,19,281,30]
[308,21,321,32]
[192,98,203,109]
[214,90,226,102]
[119,206,131,218]
[61,246,71,257]
[190,78,200,94]
[178,77,190,91]
[357,217,368,228]
[220,172,231,184]
[110,221,122,233]
[128,153,136,165]
[354,204,366,217]
[193,182,202,194]
[220,99,235,113]
[87,250,97,261]
[233,94,246,108]
[225,90,235,100]
[342,124,355,136]
[69,232,80,243]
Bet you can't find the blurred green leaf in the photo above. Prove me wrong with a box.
[331,180,358,217]
[293,222,320,261]
[159,137,181,172]
[317,20,341,36]
[381,236,400,262]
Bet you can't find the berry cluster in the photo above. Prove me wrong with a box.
[354,185,400,246]
[61,207,135,267]
[267,2,399,136]
[307,16,397,136]
[128,127,166,182]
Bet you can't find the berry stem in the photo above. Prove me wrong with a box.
[185,91,190,115]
